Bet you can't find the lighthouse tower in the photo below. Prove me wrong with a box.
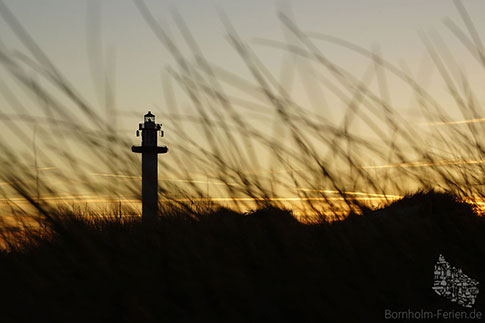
[132,111,168,220]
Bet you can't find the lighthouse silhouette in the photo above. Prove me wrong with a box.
[132,111,168,220]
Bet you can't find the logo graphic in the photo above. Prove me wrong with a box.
[432,254,479,308]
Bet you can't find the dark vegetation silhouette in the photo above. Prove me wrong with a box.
[1,190,485,322]
[0,0,484,322]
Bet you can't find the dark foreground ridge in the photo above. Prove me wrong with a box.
[1,191,484,322]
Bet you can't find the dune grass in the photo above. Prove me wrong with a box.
[0,0,485,219]
[0,190,483,322]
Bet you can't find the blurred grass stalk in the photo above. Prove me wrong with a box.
[0,0,484,236]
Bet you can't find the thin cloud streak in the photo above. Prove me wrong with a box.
[0,195,396,204]
[420,117,485,126]
[89,173,240,185]
[362,159,485,169]
[296,188,403,199]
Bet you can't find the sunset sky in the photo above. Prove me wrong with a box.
[1,0,485,212]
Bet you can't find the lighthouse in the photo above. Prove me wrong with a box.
[132,111,168,220]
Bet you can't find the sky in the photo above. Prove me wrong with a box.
[1,0,483,116]
[1,0,485,209]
